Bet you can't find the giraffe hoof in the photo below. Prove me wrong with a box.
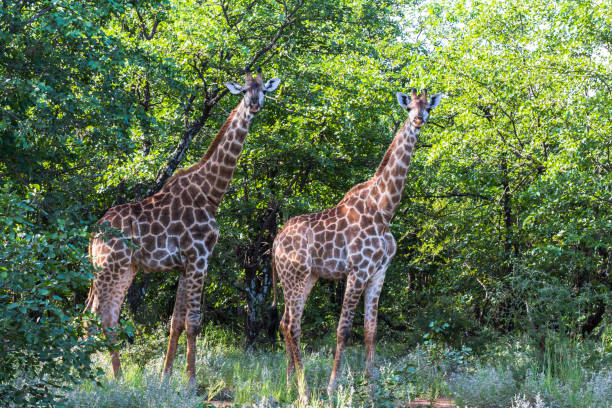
[186,376,198,389]
[367,381,378,399]
[162,368,172,379]
[299,392,310,406]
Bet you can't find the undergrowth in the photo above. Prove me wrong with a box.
[60,325,611,408]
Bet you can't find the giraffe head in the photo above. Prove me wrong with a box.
[225,68,281,113]
[396,88,442,129]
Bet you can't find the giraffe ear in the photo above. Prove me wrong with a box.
[225,82,244,94]
[429,93,443,110]
[396,92,410,109]
[263,78,281,93]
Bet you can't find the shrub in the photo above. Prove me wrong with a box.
[0,185,104,406]
[586,369,612,408]
[509,394,548,408]
[449,365,518,408]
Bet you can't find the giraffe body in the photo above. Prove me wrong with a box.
[87,70,280,381]
[273,89,442,396]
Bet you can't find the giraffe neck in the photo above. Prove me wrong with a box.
[368,122,419,223]
[194,99,253,208]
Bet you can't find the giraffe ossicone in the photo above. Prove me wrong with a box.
[86,69,280,382]
[272,89,442,398]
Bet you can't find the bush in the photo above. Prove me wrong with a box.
[0,184,105,406]
[449,365,518,408]
[585,369,612,408]
[450,335,611,408]
[509,394,548,408]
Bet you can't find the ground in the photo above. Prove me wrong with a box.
[61,329,611,408]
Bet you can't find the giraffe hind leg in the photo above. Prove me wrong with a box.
[92,264,137,378]
[281,272,317,398]
[163,273,187,376]
[280,307,296,385]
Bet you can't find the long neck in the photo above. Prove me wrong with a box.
[368,121,419,223]
[195,99,253,208]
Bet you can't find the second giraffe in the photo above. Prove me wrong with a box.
[272,88,442,397]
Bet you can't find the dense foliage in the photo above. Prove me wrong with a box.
[1,0,610,405]
[0,186,105,404]
[1,1,140,404]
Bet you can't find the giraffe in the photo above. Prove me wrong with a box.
[272,88,442,396]
[86,68,281,382]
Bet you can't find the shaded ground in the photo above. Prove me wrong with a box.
[204,402,233,407]
[203,398,456,407]
[405,399,455,407]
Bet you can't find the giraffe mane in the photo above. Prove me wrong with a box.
[374,122,406,177]
[335,122,408,205]
[163,106,239,188]
[336,181,372,205]
[199,106,239,165]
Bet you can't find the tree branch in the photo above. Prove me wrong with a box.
[143,89,226,198]
[134,1,161,40]
[9,3,55,33]
[244,0,304,71]
[406,191,493,202]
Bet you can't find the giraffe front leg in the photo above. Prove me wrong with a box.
[364,271,385,394]
[163,274,187,376]
[328,273,365,396]
[183,262,206,385]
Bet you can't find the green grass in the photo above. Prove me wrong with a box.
[448,334,612,408]
[61,327,611,408]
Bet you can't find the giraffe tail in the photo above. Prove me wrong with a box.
[83,282,95,313]
[83,240,96,313]
[266,242,280,344]
[270,242,278,308]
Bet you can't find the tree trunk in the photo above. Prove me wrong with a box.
[501,155,513,271]
[242,203,280,348]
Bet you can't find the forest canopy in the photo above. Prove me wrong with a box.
[1,0,610,404]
